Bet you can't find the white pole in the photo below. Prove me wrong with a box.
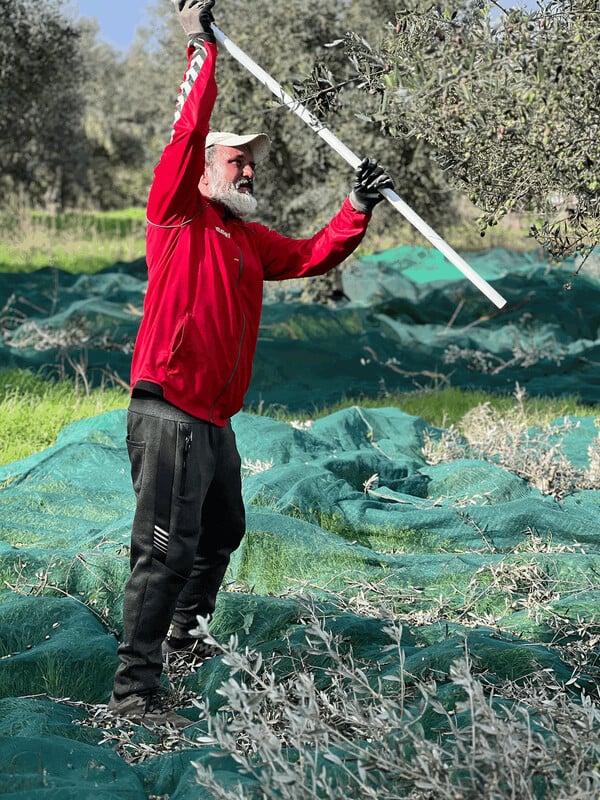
[212,24,507,310]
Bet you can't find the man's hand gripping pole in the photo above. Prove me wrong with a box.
[211,23,507,310]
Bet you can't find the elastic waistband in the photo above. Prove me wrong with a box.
[128,396,210,425]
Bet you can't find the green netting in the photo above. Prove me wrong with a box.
[0,736,145,799]
[0,595,117,703]
[1,249,599,797]
[1,248,600,405]
[1,402,599,796]
[357,244,543,285]
[134,751,261,800]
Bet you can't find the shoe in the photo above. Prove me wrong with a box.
[106,691,192,729]
[162,634,221,671]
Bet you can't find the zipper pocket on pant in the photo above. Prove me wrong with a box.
[180,430,193,495]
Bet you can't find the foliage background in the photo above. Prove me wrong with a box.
[3,0,599,260]
[0,0,480,238]
[345,0,600,260]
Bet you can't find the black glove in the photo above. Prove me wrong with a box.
[172,0,216,43]
[350,157,394,214]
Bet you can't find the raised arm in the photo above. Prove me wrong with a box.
[257,159,394,281]
[146,1,218,226]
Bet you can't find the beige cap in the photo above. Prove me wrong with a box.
[205,131,271,163]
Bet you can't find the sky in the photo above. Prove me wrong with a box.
[70,1,150,52]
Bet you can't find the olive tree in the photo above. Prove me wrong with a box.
[344,0,600,265]
[0,0,86,209]
[79,30,157,209]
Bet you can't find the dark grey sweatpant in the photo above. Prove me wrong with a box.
[112,396,245,700]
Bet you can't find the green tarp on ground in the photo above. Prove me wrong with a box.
[0,247,599,797]
[1,246,599,406]
[0,404,598,797]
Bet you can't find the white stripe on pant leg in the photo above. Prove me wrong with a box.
[153,524,169,555]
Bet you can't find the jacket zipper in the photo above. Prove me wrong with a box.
[180,430,193,495]
[237,248,244,286]
[209,243,246,423]
[210,315,246,423]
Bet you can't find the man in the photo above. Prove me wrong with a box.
[107,0,393,727]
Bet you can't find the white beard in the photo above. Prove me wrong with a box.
[206,161,258,218]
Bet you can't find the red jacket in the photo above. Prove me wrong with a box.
[131,41,370,426]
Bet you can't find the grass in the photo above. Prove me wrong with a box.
[0,369,127,466]
[1,368,597,469]
[0,206,540,275]
[0,208,147,273]
[257,385,598,428]
[422,386,600,500]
